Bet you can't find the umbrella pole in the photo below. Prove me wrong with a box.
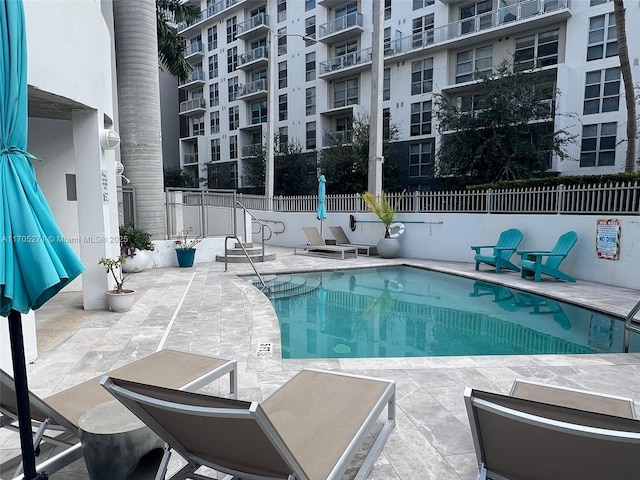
[8,310,46,480]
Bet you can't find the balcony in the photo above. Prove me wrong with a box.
[184,42,204,60]
[179,98,207,116]
[241,143,263,158]
[238,78,268,101]
[318,12,364,43]
[385,0,570,60]
[183,153,199,165]
[322,130,352,148]
[177,0,246,34]
[238,46,268,70]
[237,13,270,40]
[179,69,205,90]
[319,47,372,80]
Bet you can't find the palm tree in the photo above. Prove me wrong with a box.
[156,0,200,83]
[613,0,637,172]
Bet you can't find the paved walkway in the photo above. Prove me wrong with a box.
[3,247,640,479]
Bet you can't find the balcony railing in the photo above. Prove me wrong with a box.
[238,46,268,67]
[179,69,205,86]
[179,98,207,113]
[323,130,352,147]
[183,153,198,164]
[177,0,242,32]
[318,12,363,39]
[238,78,267,97]
[385,0,568,57]
[319,47,372,75]
[242,143,263,158]
[185,42,203,57]
[237,13,269,36]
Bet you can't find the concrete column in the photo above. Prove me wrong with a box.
[368,0,384,196]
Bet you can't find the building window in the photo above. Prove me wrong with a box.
[383,108,390,140]
[228,105,239,130]
[207,26,217,51]
[305,52,316,81]
[336,2,357,19]
[226,16,237,43]
[305,0,315,11]
[580,123,616,167]
[277,27,287,55]
[411,58,433,95]
[305,16,316,45]
[335,40,358,58]
[590,0,611,5]
[587,14,617,61]
[413,0,435,9]
[230,135,238,159]
[306,87,316,115]
[211,138,221,162]
[209,83,219,107]
[584,67,620,115]
[383,68,390,101]
[228,76,238,102]
[385,0,392,19]
[412,14,434,48]
[514,29,559,71]
[227,47,238,73]
[410,101,432,136]
[458,94,487,116]
[460,1,492,34]
[208,54,218,79]
[277,0,287,22]
[384,27,392,55]
[278,61,287,88]
[251,100,267,124]
[279,94,288,121]
[334,78,358,107]
[456,46,492,83]
[210,111,220,134]
[229,163,238,188]
[409,141,434,177]
[278,126,288,152]
[306,121,316,149]
[192,116,205,136]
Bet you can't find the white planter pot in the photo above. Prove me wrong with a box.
[106,290,136,312]
[122,249,150,273]
[377,238,400,259]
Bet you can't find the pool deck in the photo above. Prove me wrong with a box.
[3,246,640,479]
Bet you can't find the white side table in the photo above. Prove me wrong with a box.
[78,400,164,480]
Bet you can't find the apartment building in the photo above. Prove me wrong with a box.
[176,0,639,192]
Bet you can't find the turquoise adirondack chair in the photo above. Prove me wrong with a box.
[517,231,578,282]
[471,228,524,273]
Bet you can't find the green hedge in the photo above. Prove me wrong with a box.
[467,173,640,191]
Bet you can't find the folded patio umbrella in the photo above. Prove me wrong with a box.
[316,174,327,235]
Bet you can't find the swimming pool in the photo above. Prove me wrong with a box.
[252,266,640,359]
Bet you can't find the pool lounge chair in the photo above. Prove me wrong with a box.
[102,368,396,480]
[294,226,358,259]
[464,381,640,480]
[329,226,377,256]
[471,228,523,273]
[517,231,577,282]
[0,350,237,479]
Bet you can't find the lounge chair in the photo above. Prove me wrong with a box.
[329,226,377,256]
[464,382,640,480]
[471,228,523,273]
[294,226,358,259]
[517,231,577,282]
[0,350,237,479]
[102,368,396,480]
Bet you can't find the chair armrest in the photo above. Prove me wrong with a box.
[470,244,495,253]
[519,251,565,259]
[493,246,516,252]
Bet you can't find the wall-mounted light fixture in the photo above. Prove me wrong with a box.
[100,129,121,150]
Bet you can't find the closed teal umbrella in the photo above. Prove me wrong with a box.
[1,2,84,478]
[316,174,327,235]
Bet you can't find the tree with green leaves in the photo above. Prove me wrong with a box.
[318,114,403,194]
[156,0,200,83]
[164,167,194,188]
[433,62,575,184]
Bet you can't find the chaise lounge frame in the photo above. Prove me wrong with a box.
[294,227,358,260]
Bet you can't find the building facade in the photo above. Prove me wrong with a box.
[176,0,639,192]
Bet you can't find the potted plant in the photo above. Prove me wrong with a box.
[362,191,406,258]
[99,255,136,312]
[120,225,154,273]
[174,227,203,267]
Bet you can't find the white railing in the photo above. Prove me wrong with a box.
[236,182,640,215]
[318,12,363,39]
[238,78,267,97]
[185,42,203,56]
[237,13,269,36]
[238,46,268,67]
[179,69,205,85]
[179,98,207,113]
[241,143,263,158]
[319,48,372,75]
[386,0,569,57]
[183,153,198,164]
[323,130,353,148]
[177,0,242,32]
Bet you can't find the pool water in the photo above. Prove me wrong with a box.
[252,266,640,359]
